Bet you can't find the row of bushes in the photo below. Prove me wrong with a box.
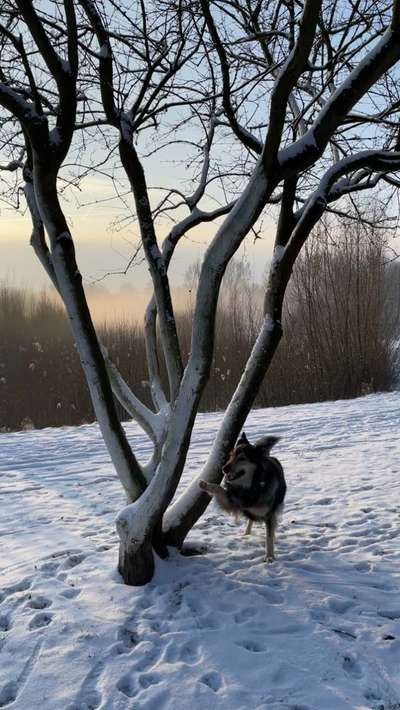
[1,224,399,431]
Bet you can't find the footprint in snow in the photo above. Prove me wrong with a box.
[326,596,355,614]
[60,587,81,599]
[197,612,220,630]
[234,607,257,624]
[236,639,266,653]
[0,639,42,708]
[27,595,52,610]
[62,553,87,570]
[40,560,60,575]
[182,641,202,664]
[117,673,137,699]
[354,561,371,572]
[116,625,138,652]
[0,681,18,708]
[125,641,159,673]
[199,671,224,692]
[2,578,31,596]
[66,690,102,710]
[164,639,201,665]
[344,518,364,527]
[28,612,53,630]
[342,655,363,679]
[314,497,333,506]
[67,659,104,710]
[138,672,163,689]
[378,608,400,620]
[0,614,11,632]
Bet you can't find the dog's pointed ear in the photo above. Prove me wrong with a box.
[255,435,280,456]
[238,431,250,446]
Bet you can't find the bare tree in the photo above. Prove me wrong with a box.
[1,0,400,584]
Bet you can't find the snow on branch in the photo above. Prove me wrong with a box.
[287,149,400,261]
[262,0,322,167]
[279,18,400,174]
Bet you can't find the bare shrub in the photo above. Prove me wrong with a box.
[258,223,400,406]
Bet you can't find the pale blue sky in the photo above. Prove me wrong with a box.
[1,175,276,295]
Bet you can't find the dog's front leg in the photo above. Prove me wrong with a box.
[199,480,236,513]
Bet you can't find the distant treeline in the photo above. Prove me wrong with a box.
[1,225,400,431]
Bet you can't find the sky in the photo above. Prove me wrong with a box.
[0,174,277,320]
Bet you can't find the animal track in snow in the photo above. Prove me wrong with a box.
[27,595,52,610]
[199,670,224,692]
[66,660,104,710]
[66,689,102,710]
[0,640,42,708]
[0,681,17,708]
[39,560,60,576]
[28,612,53,630]
[354,561,371,572]
[234,607,257,624]
[236,639,266,653]
[197,612,221,630]
[116,625,138,652]
[342,655,363,679]
[164,639,201,665]
[126,641,159,673]
[326,597,355,614]
[2,577,31,597]
[138,671,163,689]
[117,673,136,698]
[60,587,81,599]
[62,553,87,570]
[378,608,400,620]
[0,614,11,632]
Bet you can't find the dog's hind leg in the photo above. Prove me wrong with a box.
[243,519,253,536]
[265,513,277,563]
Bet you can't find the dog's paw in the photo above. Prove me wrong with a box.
[199,480,219,495]
[264,555,276,564]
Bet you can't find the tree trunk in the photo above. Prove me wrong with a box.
[117,511,169,585]
[163,491,212,548]
[163,313,284,548]
[118,536,155,586]
[31,156,146,502]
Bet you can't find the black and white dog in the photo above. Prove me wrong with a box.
[199,433,286,562]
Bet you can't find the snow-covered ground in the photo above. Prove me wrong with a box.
[1,392,400,710]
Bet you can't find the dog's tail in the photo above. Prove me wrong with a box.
[255,435,280,455]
